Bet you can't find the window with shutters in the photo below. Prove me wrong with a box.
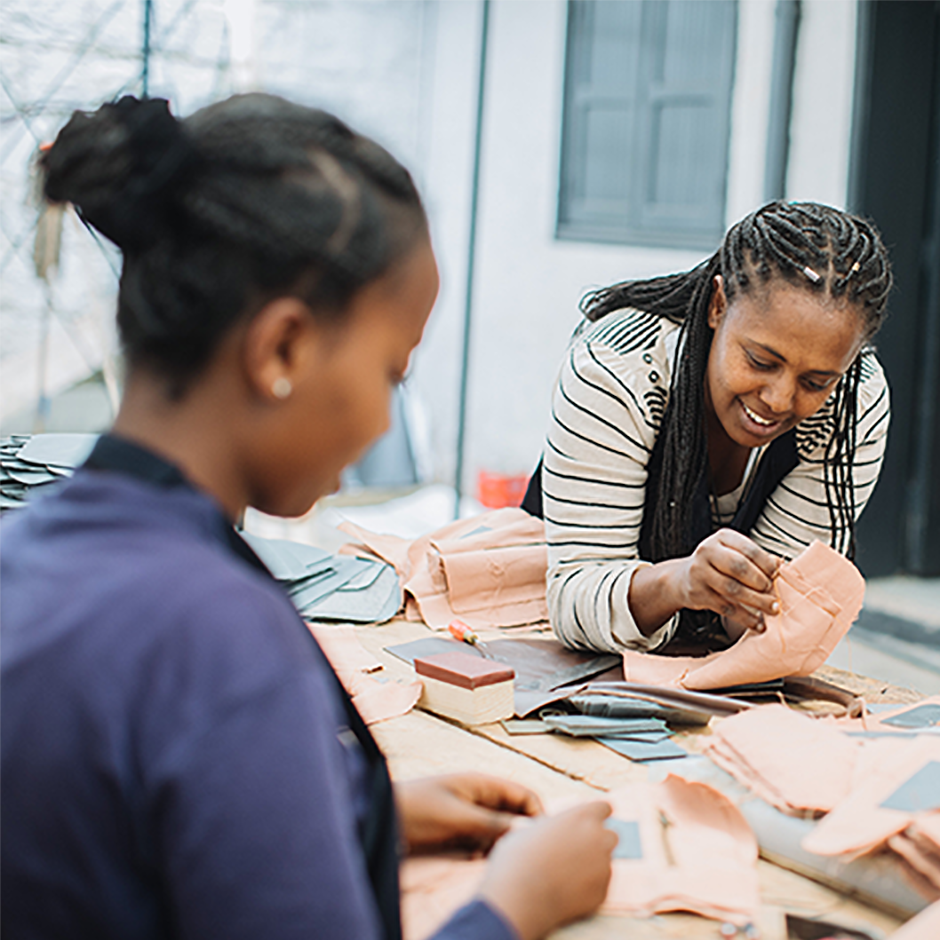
[557,0,738,249]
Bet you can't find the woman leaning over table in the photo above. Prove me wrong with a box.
[0,94,616,940]
[522,201,893,655]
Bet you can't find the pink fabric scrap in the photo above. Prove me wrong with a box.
[308,624,421,725]
[600,775,760,925]
[624,540,865,690]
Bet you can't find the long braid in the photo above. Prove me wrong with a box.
[582,201,892,576]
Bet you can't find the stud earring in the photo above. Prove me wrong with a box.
[272,377,293,400]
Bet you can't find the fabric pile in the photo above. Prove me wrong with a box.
[399,774,760,940]
[623,540,865,690]
[704,704,859,816]
[538,712,686,762]
[703,702,940,905]
[241,532,401,624]
[339,508,549,630]
[801,735,940,901]
[0,433,97,510]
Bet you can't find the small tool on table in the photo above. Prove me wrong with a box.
[448,619,495,659]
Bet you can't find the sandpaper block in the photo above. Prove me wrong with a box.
[414,651,515,725]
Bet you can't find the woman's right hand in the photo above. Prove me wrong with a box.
[477,801,616,940]
[629,528,782,635]
[674,528,781,632]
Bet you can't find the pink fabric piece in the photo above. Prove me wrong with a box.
[624,541,865,689]
[802,737,940,858]
[340,509,550,630]
[308,624,421,725]
[704,704,860,815]
[601,775,760,925]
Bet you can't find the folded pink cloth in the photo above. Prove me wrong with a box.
[704,704,860,815]
[340,509,549,630]
[308,624,421,725]
[624,540,865,690]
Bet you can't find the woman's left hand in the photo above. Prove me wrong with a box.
[395,773,543,855]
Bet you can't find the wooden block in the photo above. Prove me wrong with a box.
[414,651,514,724]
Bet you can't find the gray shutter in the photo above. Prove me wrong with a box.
[558,0,737,249]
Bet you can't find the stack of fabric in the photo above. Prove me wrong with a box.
[240,532,401,624]
[338,507,549,630]
[0,433,96,510]
[704,703,940,904]
[539,712,686,762]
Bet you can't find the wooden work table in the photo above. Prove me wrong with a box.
[355,619,923,940]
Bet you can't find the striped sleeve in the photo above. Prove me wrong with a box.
[543,310,679,654]
[751,349,890,560]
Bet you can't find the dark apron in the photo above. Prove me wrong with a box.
[521,428,799,646]
[85,434,402,940]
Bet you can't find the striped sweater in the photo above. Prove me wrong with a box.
[542,308,890,654]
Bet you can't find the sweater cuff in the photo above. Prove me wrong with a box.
[610,564,678,651]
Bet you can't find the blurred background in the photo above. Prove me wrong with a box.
[1,1,938,687]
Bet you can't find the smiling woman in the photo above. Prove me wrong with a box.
[522,201,893,655]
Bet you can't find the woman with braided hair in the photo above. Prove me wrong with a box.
[1,95,615,940]
[524,201,892,654]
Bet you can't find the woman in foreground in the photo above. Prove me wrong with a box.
[1,94,614,940]
[524,201,892,654]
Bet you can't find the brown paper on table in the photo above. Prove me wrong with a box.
[399,775,759,939]
[704,704,860,816]
[801,737,940,860]
[624,541,865,690]
[339,509,549,630]
[308,624,421,725]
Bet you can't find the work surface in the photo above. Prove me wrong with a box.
[355,619,923,940]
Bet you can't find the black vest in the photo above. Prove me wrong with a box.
[86,435,403,940]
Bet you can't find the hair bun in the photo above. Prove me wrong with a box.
[41,96,200,251]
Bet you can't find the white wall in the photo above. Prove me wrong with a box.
[787,0,858,206]
[444,0,786,488]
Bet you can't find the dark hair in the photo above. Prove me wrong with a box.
[41,94,428,396]
[581,200,893,563]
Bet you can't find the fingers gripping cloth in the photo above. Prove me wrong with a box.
[624,541,865,689]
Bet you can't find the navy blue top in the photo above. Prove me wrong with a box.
[1,440,513,940]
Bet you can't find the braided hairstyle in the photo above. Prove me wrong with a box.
[581,201,892,563]
[40,94,428,396]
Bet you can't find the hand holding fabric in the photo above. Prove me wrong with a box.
[396,773,542,855]
[675,528,782,632]
[478,802,616,940]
